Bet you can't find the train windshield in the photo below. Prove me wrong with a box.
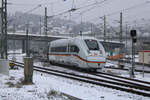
[84,39,99,50]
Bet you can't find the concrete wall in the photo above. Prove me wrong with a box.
[0,59,9,75]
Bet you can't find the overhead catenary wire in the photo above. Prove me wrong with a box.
[6,0,109,22]
[71,0,108,20]
[23,4,42,14]
[0,0,61,6]
[106,1,150,17]
[8,4,42,24]
[88,1,150,22]
[6,0,150,30]
[4,0,150,22]
[47,0,108,18]
[6,0,108,21]
[123,8,150,23]
[77,0,107,10]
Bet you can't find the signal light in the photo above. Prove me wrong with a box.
[130,30,137,43]
[133,38,137,43]
[130,30,136,37]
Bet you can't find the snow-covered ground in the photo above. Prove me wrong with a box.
[3,49,150,100]
[125,55,139,62]
[1,67,150,100]
[105,60,150,82]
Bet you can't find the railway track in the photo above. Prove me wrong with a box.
[14,61,150,97]
[104,66,150,73]
[108,59,150,67]
[39,57,150,74]
[93,71,150,89]
[106,59,150,74]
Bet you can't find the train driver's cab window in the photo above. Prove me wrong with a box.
[84,39,99,50]
[70,45,79,53]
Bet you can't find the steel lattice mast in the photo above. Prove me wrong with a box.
[1,0,7,59]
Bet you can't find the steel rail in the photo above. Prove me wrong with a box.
[104,66,150,73]
[14,61,150,97]
[95,71,150,85]
[108,59,150,67]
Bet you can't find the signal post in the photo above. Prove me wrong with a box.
[129,30,137,78]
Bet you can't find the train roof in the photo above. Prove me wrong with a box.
[50,36,98,47]
[51,36,98,43]
[50,39,69,45]
[73,36,97,40]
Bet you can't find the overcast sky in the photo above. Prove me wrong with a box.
[5,0,150,25]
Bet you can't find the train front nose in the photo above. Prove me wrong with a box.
[86,56,106,69]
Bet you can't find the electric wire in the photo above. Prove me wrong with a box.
[106,1,150,17]
[1,0,61,6]
[71,0,108,20]
[47,0,107,18]
[88,1,150,22]
[8,4,42,24]
[23,4,42,14]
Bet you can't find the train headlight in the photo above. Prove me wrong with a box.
[88,53,92,56]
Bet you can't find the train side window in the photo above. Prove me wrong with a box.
[51,47,55,52]
[58,46,67,52]
[70,45,79,53]
[51,46,67,52]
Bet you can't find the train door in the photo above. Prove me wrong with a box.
[65,43,71,65]
[69,45,80,66]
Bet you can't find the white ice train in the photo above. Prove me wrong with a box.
[49,36,106,70]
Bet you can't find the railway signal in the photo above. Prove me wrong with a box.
[130,30,137,78]
[130,30,137,43]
